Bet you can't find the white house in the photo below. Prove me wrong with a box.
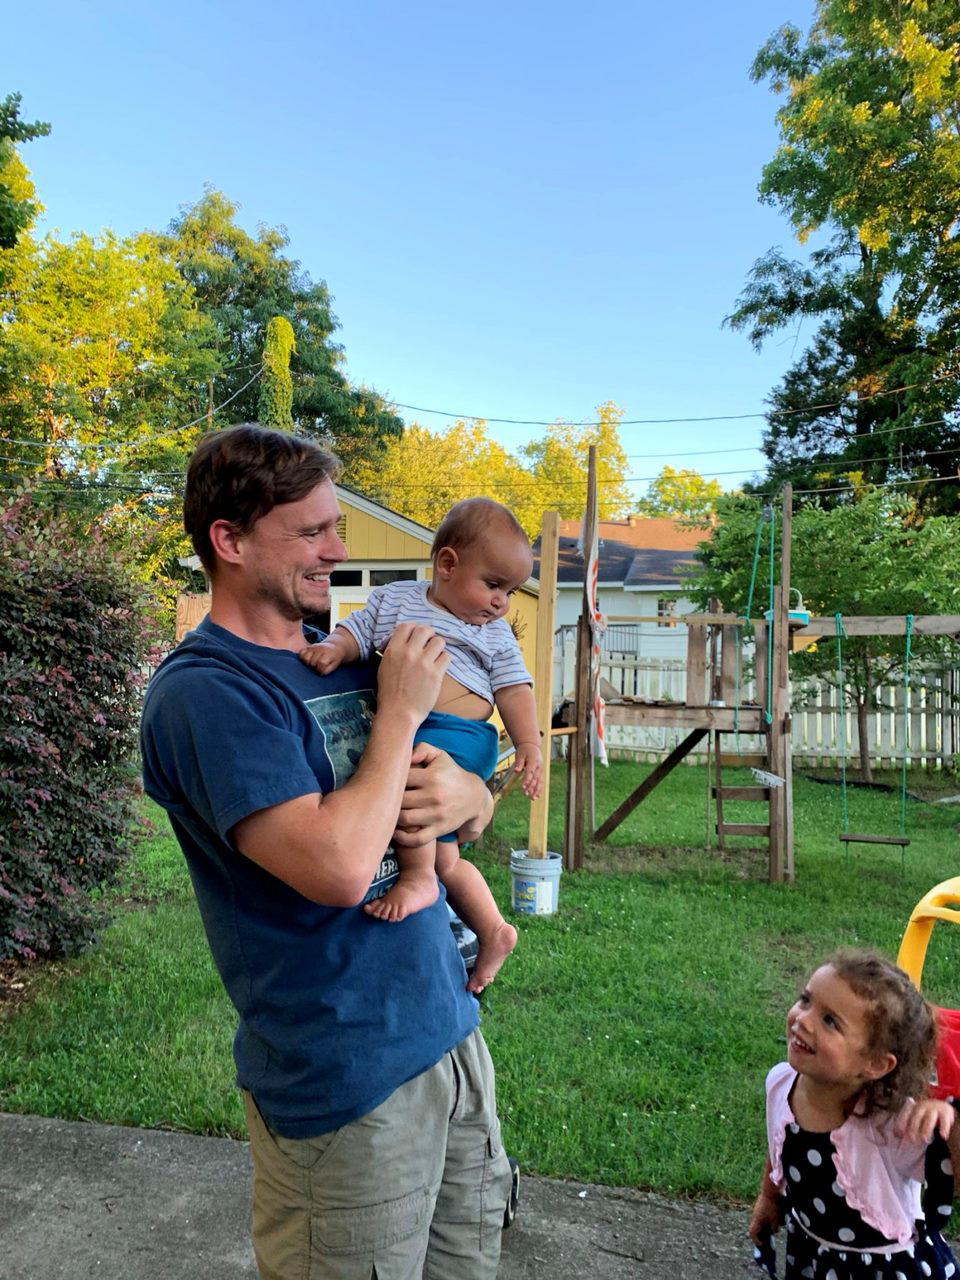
[532,515,708,659]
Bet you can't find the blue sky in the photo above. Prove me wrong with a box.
[5,0,817,500]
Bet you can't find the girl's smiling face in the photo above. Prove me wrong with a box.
[787,964,896,1094]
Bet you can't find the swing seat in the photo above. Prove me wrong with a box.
[838,832,911,847]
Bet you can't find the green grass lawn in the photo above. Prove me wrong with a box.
[1,760,959,1204]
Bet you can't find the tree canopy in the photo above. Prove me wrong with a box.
[635,466,724,523]
[351,403,634,537]
[0,93,49,253]
[728,3,960,510]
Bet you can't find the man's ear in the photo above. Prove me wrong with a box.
[208,519,244,566]
[434,547,459,579]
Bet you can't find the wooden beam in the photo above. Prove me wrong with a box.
[597,703,766,732]
[799,615,960,638]
[839,833,911,847]
[717,823,771,838]
[527,511,559,859]
[780,486,794,884]
[685,625,707,705]
[720,624,739,705]
[712,786,770,801]
[594,728,708,842]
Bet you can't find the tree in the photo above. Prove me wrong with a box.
[636,466,725,523]
[520,402,633,520]
[0,93,49,252]
[351,403,634,535]
[350,420,541,534]
[258,316,296,430]
[728,4,960,509]
[164,191,403,468]
[692,490,960,780]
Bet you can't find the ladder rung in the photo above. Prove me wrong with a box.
[717,754,767,769]
[839,833,911,847]
[717,822,771,837]
[712,786,770,801]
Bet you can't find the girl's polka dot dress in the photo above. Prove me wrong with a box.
[754,1124,957,1279]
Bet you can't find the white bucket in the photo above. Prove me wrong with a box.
[510,850,562,916]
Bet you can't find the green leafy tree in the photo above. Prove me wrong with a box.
[351,420,541,533]
[520,402,633,520]
[0,93,49,252]
[164,191,403,469]
[636,466,725,523]
[353,404,633,535]
[258,316,296,430]
[728,3,960,508]
[692,491,960,779]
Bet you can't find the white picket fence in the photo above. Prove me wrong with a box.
[553,625,960,768]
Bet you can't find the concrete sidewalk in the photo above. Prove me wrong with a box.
[0,1113,754,1279]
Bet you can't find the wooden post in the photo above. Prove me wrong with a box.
[527,512,559,858]
[564,614,590,870]
[781,485,794,882]
[769,483,794,883]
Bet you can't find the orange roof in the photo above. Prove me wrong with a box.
[556,515,708,552]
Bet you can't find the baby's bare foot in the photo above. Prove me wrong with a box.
[468,920,518,993]
[364,872,439,922]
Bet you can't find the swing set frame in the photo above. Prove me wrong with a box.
[555,473,960,884]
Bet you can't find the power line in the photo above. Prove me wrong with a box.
[0,366,264,452]
[391,370,960,428]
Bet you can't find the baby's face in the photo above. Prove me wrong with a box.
[436,533,533,627]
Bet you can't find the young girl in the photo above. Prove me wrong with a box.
[751,949,959,1279]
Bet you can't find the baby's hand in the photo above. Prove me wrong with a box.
[514,742,544,800]
[895,1098,956,1144]
[299,641,344,675]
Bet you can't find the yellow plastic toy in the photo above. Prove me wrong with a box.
[897,874,960,1101]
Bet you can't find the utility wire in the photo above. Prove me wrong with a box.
[0,366,263,452]
[391,370,960,428]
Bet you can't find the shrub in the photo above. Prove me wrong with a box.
[0,491,157,960]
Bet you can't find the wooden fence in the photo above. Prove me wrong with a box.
[553,625,960,768]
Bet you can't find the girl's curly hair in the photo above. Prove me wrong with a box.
[828,949,937,1117]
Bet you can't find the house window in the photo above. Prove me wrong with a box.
[330,570,363,586]
[370,569,418,587]
[657,598,677,628]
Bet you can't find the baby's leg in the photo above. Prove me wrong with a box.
[436,841,517,993]
[364,842,439,922]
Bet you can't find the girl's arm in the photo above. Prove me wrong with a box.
[749,1155,783,1246]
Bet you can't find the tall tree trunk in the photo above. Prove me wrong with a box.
[857,652,873,783]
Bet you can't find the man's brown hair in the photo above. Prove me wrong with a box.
[184,423,341,573]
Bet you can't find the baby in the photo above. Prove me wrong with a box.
[301,497,543,992]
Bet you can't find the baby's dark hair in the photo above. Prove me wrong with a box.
[431,497,528,558]
[827,948,937,1116]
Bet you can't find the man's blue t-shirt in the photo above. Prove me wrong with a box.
[140,616,478,1138]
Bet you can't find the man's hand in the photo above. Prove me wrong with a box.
[394,741,493,847]
[377,624,448,728]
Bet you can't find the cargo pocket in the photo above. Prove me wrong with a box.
[480,1118,512,1252]
[310,1186,429,1279]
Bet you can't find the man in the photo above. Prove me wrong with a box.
[141,423,512,1279]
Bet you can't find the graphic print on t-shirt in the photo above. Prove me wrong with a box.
[304,688,376,788]
[303,687,398,902]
